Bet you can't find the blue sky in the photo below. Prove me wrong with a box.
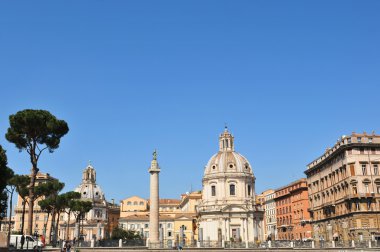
[1,1,379,203]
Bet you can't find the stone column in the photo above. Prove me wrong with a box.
[149,151,160,244]
[223,218,227,242]
[245,218,249,243]
[226,218,230,241]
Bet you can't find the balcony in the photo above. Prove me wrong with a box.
[345,193,375,200]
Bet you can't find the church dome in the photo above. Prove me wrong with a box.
[75,164,106,203]
[203,127,254,177]
[200,128,256,205]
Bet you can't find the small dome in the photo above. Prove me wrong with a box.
[75,163,106,202]
[203,127,254,176]
[204,151,253,175]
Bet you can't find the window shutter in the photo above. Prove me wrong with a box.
[350,164,355,176]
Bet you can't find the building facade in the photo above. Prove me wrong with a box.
[107,201,120,238]
[13,172,57,236]
[305,132,380,242]
[119,193,200,245]
[261,189,277,240]
[197,128,264,245]
[59,164,108,241]
[275,178,311,241]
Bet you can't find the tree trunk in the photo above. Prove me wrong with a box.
[66,211,71,240]
[49,208,56,244]
[28,165,38,235]
[44,211,50,238]
[7,188,14,247]
[21,199,26,234]
[54,211,60,246]
[28,142,39,235]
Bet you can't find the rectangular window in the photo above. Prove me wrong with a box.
[356,202,360,211]
[365,184,369,193]
[358,137,362,143]
[211,185,216,196]
[353,186,358,194]
[362,164,367,175]
[230,184,236,196]
[374,164,378,175]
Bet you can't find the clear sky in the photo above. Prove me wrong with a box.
[1,1,380,203]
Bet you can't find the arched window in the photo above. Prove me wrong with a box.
[230,184,236,196]
[211,185,216,196]
[127,201,132,205]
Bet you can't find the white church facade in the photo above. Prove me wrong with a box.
[59,164,108,241]
[197,128,264,245]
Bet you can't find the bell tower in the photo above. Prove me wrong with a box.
[219,126,234,152]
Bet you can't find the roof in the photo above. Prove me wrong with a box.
[119,214,175,221]
[147,198,181,205]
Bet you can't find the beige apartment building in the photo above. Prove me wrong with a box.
[13,172,57,237]
[305,132,380,242]
[119,192,201,244]
[261,189,277,240]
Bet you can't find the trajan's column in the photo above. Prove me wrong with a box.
[149,150,160,245]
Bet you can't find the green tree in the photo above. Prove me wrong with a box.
[111,227,142,240]
[61,192,81,240]
[37,180,64,242]
[5,109,69,234]
[0,145,14,230]
[8,175,29,234]
[71,200,92,242]
[51,192,74,246]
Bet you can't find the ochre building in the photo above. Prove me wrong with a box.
[305,132,380,242]
[275,178,312,241]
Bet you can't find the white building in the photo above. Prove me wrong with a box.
[262,189,277,240]
[197,128,264,245]
[59,164,108,241]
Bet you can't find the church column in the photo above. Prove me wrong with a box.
[223,218,227,242]
[226,218,230,241]
[245,218,249,243]
[240,218,244,241]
